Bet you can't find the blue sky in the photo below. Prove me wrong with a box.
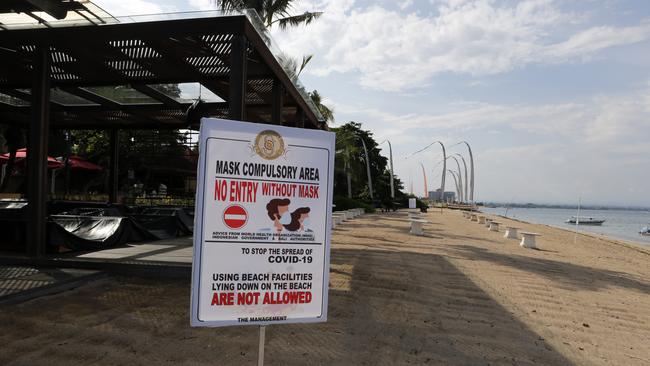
[94,0,650,206]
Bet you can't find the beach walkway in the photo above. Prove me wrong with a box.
[1,210,649,365]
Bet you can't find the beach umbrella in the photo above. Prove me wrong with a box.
[0,148,63,169]
[65,156,103,171]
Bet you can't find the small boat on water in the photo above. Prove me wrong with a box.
[640,226,650,236]
[566,216,605,225]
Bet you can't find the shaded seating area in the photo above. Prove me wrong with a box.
[49,215,154,252]
[129,207,194,240]
[0,199,195,253]
[0,4,325,262]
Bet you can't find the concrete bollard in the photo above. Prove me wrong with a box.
[504,227,518,239]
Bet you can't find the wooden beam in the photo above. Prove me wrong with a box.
[229,35,247,121]
[27,46,50,258]
[25,0,68,19]
[271,78,283,125]
[60,87,121,108]
[296,107,305,128]
[130,84,183,108]
[0,16,246,44]
[108,129,119,203]
[145,38,231,101]
[61,87,175,125]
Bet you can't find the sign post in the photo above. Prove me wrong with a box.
[258,325,266,366]
[190,118,335,362]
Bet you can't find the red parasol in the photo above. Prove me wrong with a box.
[66,155,103,171]
[0,148,63,169]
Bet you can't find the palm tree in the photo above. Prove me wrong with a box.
[213,0,322,29]
[309,90,334,123]
[278,54,313,81]
[278,56,335,123]
[334,128,361,198]
[214,1,333,123]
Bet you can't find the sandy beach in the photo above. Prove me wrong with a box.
[1,209,649,365]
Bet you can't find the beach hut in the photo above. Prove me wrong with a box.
[0,1,326,259]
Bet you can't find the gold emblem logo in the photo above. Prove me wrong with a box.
[253,130,285,160]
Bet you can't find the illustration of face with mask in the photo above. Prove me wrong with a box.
[266,198,291,232]
[284,207,311,232]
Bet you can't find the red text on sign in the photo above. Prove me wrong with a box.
[214,179,258,202]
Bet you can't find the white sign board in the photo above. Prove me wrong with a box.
[408,198,416,209]
[190,118,335,327]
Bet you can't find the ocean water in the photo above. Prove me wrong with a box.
[480,207,650,246]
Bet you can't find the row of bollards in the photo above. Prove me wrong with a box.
[332,208,365,229]
[462,211,541,249]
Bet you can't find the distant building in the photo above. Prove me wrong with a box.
[429,189,456,202]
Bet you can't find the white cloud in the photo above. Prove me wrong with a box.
[272,0,650,91]
[542,24,650,62]
[93,0,166,16]
[399,0,414,10]
[188,0,216,11]
[334,86,650,205]
[336,87,650,144]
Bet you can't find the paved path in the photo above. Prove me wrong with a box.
[0,266,101,304]
[74,237,193,263]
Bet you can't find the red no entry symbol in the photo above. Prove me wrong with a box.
[223,205,248,229]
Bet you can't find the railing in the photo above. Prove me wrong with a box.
[50,193,109,202]
[123,196,195,206]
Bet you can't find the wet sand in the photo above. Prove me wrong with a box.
[1,209,649,365]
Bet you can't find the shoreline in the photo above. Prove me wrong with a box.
[480,209,650,251]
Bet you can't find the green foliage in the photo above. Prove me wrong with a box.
[217,1,333,125]
[70,130,187,162]
[333,196,375,213]
[58,85,192,194]
[332,122,405,203]
[309,90,334,123]
[213,0,322,29]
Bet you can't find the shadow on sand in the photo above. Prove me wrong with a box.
[0,248,575,365]
[269,248,573,365]
[448,244,650,294]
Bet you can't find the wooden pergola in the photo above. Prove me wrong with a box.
[0,4,326,258]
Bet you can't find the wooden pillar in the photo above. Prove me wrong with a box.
[108,129,119,203]
[271,78,283,125]
[296,107,305,129]
[64,131,71,195]
[26,46,50,258]
[229,35,247,121]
